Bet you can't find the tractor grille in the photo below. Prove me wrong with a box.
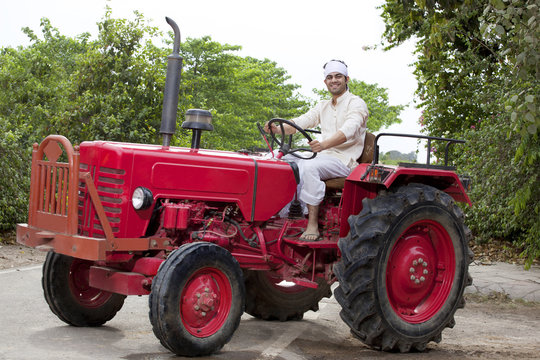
[78,164,126,238]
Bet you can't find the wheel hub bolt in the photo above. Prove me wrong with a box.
[196,293,201,298]
[201,312,206,317]
[205,287,210,293]
[194,305,200,311]
[410,258,430,283]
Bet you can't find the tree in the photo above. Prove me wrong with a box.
[379,0,539,265]
[0,19,89,231]
[69,9,166,144]
[177,37,309,150]
[0,120,30,231]
[0,19,89,148]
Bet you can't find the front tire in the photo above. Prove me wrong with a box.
[149,242,245,356]
[42,252,126,326]
[334,184,473,352]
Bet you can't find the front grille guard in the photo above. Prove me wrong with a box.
[28,135,80,235]
[22,135,170,260]
[28,135,114,240]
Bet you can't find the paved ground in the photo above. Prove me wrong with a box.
[467,261,540,302]
[1,262,539,360]
[1,253,540,359]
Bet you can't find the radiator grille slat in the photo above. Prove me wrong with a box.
[78,164,125,238]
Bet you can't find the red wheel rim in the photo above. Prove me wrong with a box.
[386,220,455,323]
[180,267,232,337]
[68,259,112,308]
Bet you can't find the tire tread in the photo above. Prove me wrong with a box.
[333,183,473,352]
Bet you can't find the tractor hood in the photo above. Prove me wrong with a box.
[79,141,297,237]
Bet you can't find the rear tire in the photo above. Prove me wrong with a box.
[334,184,473,352]
[42,252,126,326]
[244,270,331,321]
[149,242,245,356]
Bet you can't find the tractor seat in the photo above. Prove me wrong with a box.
[325,132,375,191]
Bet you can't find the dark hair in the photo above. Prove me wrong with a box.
[323,59,348,69]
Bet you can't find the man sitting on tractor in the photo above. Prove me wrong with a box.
[265,59,369,241]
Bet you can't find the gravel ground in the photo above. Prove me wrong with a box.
[0,243,46,270]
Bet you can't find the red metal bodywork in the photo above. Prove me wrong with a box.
[17,135,470,296]
[77,141,297,238]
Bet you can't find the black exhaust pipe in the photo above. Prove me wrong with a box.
[160,17,183,148]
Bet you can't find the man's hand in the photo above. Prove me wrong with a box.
[308,140,325,153]
[310,131,347,152]
[263,122,279,133]
[263,121,296,135]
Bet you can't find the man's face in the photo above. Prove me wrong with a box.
[324,72,348,96]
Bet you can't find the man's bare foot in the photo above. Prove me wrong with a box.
[300,204,321,241]
[299,230,321,242]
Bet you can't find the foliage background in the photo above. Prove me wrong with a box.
[380,0,539,266]
[0,10,402,234]
[4,2,536,266]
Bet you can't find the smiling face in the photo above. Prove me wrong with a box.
[324,72,349,97]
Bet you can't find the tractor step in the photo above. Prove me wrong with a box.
[282,237,338,249]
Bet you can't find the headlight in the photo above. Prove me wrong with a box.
[132,187,153,210]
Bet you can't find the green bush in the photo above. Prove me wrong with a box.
[458,117,540,266]
[380,0,540,266]
[0,119,31,230]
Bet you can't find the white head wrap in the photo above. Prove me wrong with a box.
[324,60,348,77]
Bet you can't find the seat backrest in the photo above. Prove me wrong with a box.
[325,132,376,191]
[357,132,375,164]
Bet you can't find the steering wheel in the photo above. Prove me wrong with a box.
[265,118,317,160]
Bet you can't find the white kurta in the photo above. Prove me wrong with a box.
[293,90,369,169]
[288,90,369,207]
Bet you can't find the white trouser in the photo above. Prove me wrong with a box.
[284,153,351,206]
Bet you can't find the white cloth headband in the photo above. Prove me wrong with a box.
[324,61,348,77]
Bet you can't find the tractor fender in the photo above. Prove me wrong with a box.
[338,163,471,237]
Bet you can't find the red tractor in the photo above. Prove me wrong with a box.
[17,18,473,357]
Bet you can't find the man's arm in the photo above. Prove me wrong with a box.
[309,130,347,153]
